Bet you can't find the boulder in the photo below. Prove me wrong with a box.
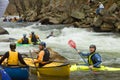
[72,22,80,28]
[40,17,60,24]
[115,22,120,32]
[93,16,103,27]
[100,23,114,32]
[47,47,68,62]
[71,11,85,20]
[0,27,9,35]
[102,16,117,24]
[107,3,118,14]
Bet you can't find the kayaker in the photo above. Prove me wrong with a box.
[46,31,54,39]
[29,31,40,45]
[78,45,102,68]
[0,42,27,66]
[34,42,50,67]
[17,34,31,44]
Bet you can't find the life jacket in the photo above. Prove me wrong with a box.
[31,34,37,42]
[88,52,96,65]
[22,38,29,44]
[7,51,19,65]
[38,49,50,67]
[43,49,50,62]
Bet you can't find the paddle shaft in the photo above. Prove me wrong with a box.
[29,50,41,78]
[74,48,89,65]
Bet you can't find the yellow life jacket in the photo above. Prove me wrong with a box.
[88,53,96,65]
[7,51,19,65]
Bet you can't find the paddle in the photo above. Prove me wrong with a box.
[68,40,100,80]
[29,50,41,79]
[68,40,88,64]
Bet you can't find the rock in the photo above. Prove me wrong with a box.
[85,17,93,25]
[83,5,91,10]
[25,10,38,21]
[100,23,114,32]
[47,47,68,62]
[71,11,85,20]
[72,22,80,28]
[0,27,9,35]
[93,16,103,27]
[107,3,118,14]
[40,17,60,24]
[102,16,117,24]
[49,17,60,24]
[115,22,120,32]
[62,17,74,24]
[81,24,90,28]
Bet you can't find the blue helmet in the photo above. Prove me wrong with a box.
[40,42,46,47]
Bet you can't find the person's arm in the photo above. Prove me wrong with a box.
[36,35,39,39]
[34,51,44,63]
[18,53,27,65]
[28,38,32,44]
[17,38,22,43]
[79,52,90,57]
[0,52,9,65]
[93,54,102,67]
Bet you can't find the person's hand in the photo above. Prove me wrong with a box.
[89,65,93,69]
[32,60,36,64]
[77,50,80,54]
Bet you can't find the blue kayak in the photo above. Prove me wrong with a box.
[3,66,29,80]
[0,66,11,80]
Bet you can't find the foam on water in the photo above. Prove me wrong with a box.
[0,23,120,62]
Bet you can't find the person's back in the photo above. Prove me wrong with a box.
[7,50,19,66]
[0,43,27,66]
[29,32,39,44]
[46,31,54,39]
[22,37,29,44]
[17,34,31,44]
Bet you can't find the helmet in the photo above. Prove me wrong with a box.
[10,42,16,49]
[31,31,34,34]
[23,34,26,37]
[40,42,46,47]
[89,44,96,50]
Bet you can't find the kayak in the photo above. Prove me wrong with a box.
[0,66,11,80]
[16,43,32,47]
[16,41,40,46]
[3,66,29,80]
[24,58,70,77]
[24,58,120,77]
[70,64,120,72]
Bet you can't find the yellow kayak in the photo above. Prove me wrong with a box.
[24,58,120,77]
[70,64,120,72]
[24,58,70,77]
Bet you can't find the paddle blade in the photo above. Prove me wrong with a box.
[68,40,76,49]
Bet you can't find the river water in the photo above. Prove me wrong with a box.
[0,19,120,80]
